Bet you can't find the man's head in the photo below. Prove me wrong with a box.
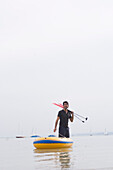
[63,101,69,109]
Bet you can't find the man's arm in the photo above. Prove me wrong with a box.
[70,112,74,122]
[54,117,60,132]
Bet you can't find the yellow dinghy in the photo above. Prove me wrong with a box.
[33,137,73,149]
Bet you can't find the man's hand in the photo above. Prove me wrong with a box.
[54,128,56,132]
[70,111,74,122]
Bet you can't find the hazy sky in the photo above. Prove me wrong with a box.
[0,0,113,137]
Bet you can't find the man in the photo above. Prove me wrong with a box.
[54,101,74,138]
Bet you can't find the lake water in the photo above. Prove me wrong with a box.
[0,136,113,170]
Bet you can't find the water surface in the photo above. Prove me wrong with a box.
[0,136,113,170]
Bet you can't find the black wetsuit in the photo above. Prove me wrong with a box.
[58,109,72,138]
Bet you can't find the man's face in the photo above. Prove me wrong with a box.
[63,103,69,109]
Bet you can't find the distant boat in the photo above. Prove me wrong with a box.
[30,135,40,138]
[16,136,25,138]
[30,127,40,138]
[16,123,25,138]
[104,129,108,135]
[90,130,93,136]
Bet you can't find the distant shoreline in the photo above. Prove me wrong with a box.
[0,132,113,138]
[72,131,113,136]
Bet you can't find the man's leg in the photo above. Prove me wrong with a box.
[59,126,66,137]
[65,127,70,138]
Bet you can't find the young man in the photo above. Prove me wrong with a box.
[54,101,74,138]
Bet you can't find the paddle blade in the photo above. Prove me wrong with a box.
[58,103,63,107]
[53,103,63,108]
[86,117,88,121]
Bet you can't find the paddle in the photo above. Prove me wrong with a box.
[53,103,88,123]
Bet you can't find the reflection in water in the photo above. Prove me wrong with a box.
[59,152,70,169]
[33,148,74,169]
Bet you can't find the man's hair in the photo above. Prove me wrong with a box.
[63,101,69,105]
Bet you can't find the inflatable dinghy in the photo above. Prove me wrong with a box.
[33,137,73,149]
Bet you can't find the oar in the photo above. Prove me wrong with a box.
[74,114,85,123]
[74,113,88,121]
[59,133,66,137]
[53,103,88,123]
[53,103,63,108]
